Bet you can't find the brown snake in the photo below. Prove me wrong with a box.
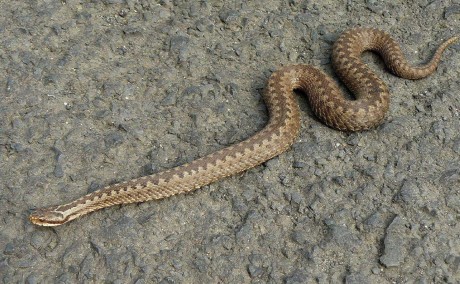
[30,28,458,226]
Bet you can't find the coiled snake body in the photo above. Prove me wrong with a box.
[30,28,458,226]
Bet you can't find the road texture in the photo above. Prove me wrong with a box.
[1,1,460,283]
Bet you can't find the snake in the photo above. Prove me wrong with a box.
[29,28,458,226]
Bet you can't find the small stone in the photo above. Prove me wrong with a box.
[159,277,176,284]
[30,231,51,250]
[290,192,303,204]
[225,83,239,96]
[11,143,24,152]
[293,161,306,168]
[134,279,145,284]
[219,10,240,24]
[43,74,58,85]
[399,180,420,204]
[54,161,64,178]
[16,256,36,268]
[347,135,360,146]
[6,77,14,92]
[170,35,190,52]
[328,224,361,249]
[248,264,264,278]
[192,256,208,273]
[172,259,182,269]
[161,88,178,106]
[235,211,259,242]
[102,0,125,4]
[90,241,103,255]
[380,216,409,267]
[212,235,230,251]
[452,137,460,154]
[285,271,308,284]
[4,243,14,255]
[104,132,124,147]
[366,0,384,13]
[364,212,386,230]
[444,4,460,19]
[332,176,344,186]
[195,19,208,32]
[345,273,369,284]
[291,230,307,244]
[118,9,128,18]
[439,169,460,184]
[26,273,38,284]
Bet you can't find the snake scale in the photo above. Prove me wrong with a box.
[30,28,458,226]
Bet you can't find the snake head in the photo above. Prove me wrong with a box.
[29,207,67,226]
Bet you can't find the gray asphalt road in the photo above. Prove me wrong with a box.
[1,1,460,283]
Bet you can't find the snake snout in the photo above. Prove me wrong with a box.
[29,208,66,226]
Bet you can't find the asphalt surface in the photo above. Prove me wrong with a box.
[1,1,460,283]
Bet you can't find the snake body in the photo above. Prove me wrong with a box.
[29,28,458,226]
